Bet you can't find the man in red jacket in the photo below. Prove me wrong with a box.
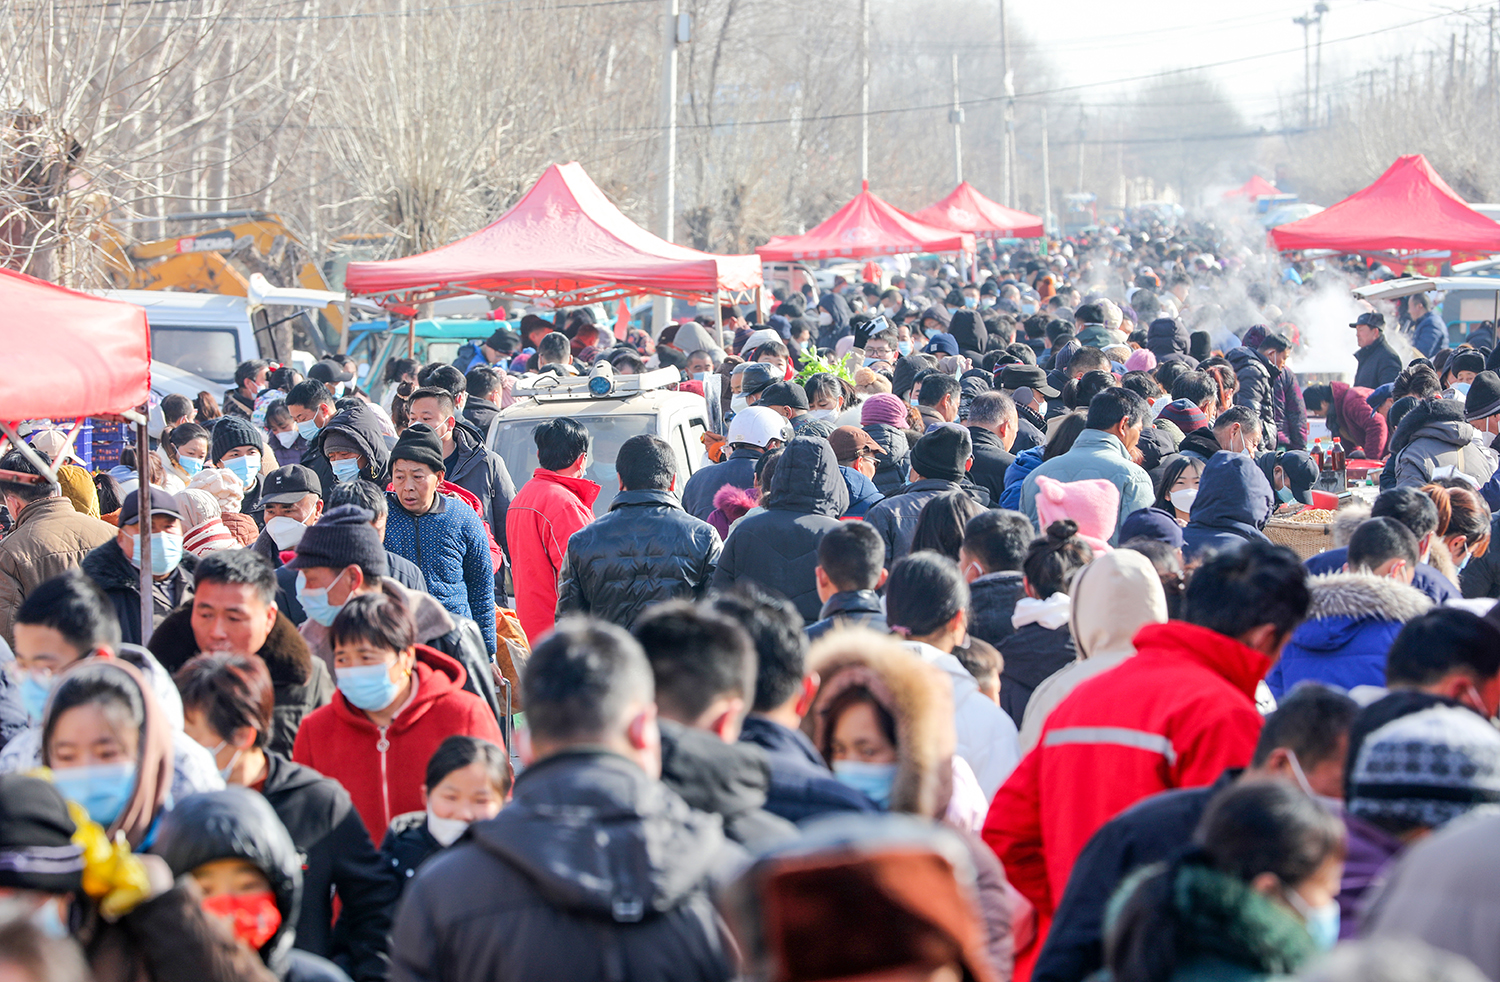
[983,540,1310,981]
[1303,381,1389,458]
[505,417,599,641]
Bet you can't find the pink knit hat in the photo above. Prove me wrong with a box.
[1034,475,1118,553]
[862,392,909,427]
[1124,348,1158,373]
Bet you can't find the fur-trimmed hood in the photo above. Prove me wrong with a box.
[149,603,313,685]
[804,630,955,819]
[712,483,757,521]
[1304,572,1432,623]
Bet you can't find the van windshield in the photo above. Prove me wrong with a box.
[491,413,656,516]
[151,327,240,384]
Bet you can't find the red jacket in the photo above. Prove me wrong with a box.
[505,469,600,642]
[982,621,1269,969]
[292,645,504,843]
[1331,381,1388,459]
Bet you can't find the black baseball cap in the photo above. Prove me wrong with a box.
[1350,312,1385,330]
[261,464,322,504]
[997,364,1060,398]
[757,381,810,411]
[308,359,354,384]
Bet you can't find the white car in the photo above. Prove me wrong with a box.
[484,369,713,516]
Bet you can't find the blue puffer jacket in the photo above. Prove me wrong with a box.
[839,465,884,518]
[1266,572,1431,699]
[999,446,1044,510]
[384,491,498,655]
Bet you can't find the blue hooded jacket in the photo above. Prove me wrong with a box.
[999,446,1045,510]
[1266,572,1431,699]
[1181,451,1274,560]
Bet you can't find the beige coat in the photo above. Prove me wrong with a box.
[0,496,116,645]
[1017,550,1169,753]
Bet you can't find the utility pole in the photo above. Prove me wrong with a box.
[860,0,869,186]
[949,53,964,186]
[653,0,680,339]
[1314,1,1327,123]
[1294,10,1314,127]
[1075,107,1085,194]
[998,0,1014,207]
[1040,108,1051,237]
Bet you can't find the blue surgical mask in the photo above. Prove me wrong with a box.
[963,296,978,308]
[897,341,913,357]
[923,327,943,339]
[224,454,260,485]
[178,456,204,477]
[832,760,897,809]
[1277,485,1295,504]
[131,531,184,576]
[1021,303,1037,315]
[330,458,362,483]
[336,662,403,711]
[51,761,137,827]
[20,672,52,722]
[296,418,322,442]
[1286,889,1340,951]
[297,570,348,627]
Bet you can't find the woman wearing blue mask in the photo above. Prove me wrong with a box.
[210,416,268,529]
[161,422,212,490]
[807,630,1020,971]
[1105,780,1346,982]
[42,659,173,848]
[291,592,502,844]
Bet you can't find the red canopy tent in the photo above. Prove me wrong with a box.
[914,182,1044,238]
[1270,155,1500,263]
[756,182,975,261]
[2,267,156,640]
[344,162,761,305]
[1223,175,1280,199]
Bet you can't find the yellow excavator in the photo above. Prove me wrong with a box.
[98,211,348,349]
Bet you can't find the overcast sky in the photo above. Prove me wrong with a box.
[1009,0,1492,125]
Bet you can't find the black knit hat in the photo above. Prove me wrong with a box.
[909,424,972,484]
[0,775,83,893]
[1466,370,1500,422]
[212,415,262,463]
[390,423,446,473]
[285,504,389,576]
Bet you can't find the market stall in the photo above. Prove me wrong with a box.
[756,182,975,262]
[914,181,1044,239]
[0,268,155,640]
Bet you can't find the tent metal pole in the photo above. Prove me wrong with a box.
[135,416,154,646]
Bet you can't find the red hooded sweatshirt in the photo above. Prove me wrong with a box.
[505,468,600,642]
[292,645,504,843]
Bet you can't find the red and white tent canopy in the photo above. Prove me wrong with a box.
[914,182,1044,238]
[345,162,762,304]
[756,183,975,262]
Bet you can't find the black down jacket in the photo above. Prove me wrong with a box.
[1225,345,1277,448]
[997,623,1078,728]
[863,478,989,564]
[390,750,737,982]
[659,720,798,851]
[260,753,396,982]
[555,489,722,628]
[712,436,848,623]
[863,422,912,494]
[303,401,391,493]
[153,787,353,982]
[967,571,1026,650]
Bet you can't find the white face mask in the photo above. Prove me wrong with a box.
[427,809,470,847]
[818,310,833,327]
[274,429,298,449]
[806,409,836,421]
[1170,487,1198,514]
[731,394,750,414]
[264,515,308,550]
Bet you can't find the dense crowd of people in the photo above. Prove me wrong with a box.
[3,213,1500,982]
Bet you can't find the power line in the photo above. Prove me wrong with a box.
[601,1,1491,134]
